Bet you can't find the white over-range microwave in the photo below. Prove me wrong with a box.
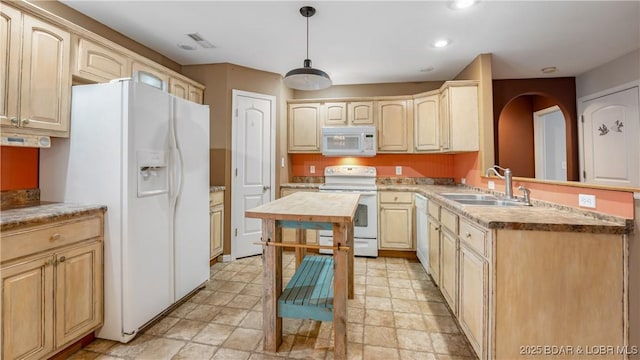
[321,126,376,157]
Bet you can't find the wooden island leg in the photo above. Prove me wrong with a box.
[262,219,282,352]
[347,222,354,299]
[294,228,307,269]
[333,222,348,360]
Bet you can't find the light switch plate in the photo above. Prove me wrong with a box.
[395,166,402,175]
[310,165,315,174]
[488,180,495,190]
[460,178,466,185]
[579,194,596,208]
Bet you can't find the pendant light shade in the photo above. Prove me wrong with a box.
[283,6,332,91]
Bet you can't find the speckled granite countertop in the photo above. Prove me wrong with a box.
[280,183,320,189]
[281,183,632,234]
[210,186,226,192]
[1,203,107,232]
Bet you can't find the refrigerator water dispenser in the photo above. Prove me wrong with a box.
[137,150,169,197]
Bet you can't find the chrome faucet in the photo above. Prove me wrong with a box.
[485,165,514,199]
[518,185,532,206]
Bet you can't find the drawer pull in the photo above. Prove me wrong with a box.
[465,232,472,238]
[50,233,61,241]
[58,256,66,263]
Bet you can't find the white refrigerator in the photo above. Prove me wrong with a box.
[40,79,210,343]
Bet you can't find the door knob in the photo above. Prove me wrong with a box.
[263,185,271,191]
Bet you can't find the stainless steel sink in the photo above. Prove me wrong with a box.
[439,193,526,206]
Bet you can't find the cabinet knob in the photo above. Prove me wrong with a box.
[10,117,19,126]
[50,233,61,241]
[465,232,472,238]
[44,259,53,267]
[21,118,30,125]
[435,226,441,231]
[58,256,66,263]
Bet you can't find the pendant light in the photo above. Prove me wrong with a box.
[283,6,332,91]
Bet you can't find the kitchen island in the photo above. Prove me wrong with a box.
[245,192,359,360]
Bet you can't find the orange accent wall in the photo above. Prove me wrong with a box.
[290,153,456,178]
[0,146,39,190]
[456,152,634,219]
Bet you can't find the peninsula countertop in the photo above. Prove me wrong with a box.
[280,183,631,234]
[1,203,107,232]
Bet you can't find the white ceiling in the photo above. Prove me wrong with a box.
[60,1,640,85]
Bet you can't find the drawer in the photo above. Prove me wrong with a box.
[210,191,224,206]
[441,208,458,234]
[379,191,413,204]
[427,201,440,218]
[460,219,487,256]
[1,216,102,262]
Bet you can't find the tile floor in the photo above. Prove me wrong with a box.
[69,254,477,360]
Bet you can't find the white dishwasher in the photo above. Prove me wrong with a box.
[415,194,429,274]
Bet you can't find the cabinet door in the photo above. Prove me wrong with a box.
[439,88,450,151]
[0,5,20,127]
[54,241,103,347]
[428,219,441,286]
[414,94,440,151]
[379,203,413,250]
[188,85,204,104]
[74,37,129,83]
[448,85,479,152]
[323,102,347,126]
[169,77,189,100]
[459,245,488,359]
[132,61,169,91]
[288,103,321,152]
[348,101,374,125]
[281,188,318,244]
[377,100,410,152]
[440,230,458,314]
[210,205,224,259]
[19,14,71,134]
[1,255,55,360]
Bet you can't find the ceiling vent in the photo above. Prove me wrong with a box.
[186,33,215,49]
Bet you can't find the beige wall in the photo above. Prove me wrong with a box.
[576,49,640,99]
[454,53,494,173]
[24,0,181,72]
[181,63,288,256]
[293,81,442,99]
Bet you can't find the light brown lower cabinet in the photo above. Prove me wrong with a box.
[378,191,414,250]
[0,213,104,360]
[426,199,627,360]
[210,191,224,260]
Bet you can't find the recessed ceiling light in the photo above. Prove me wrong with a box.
[541,66,558,74]
[420,66,435,73]
[433,39,450,48]
[452,0,478,9]
[177,43,197,51]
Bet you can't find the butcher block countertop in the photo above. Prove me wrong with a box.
[1,203,107,232]
[280,183,632,234]
[246,192,359,223]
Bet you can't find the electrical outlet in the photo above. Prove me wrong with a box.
[395,166,402,175]
[578,194,596,208]
[488,180,495,190]
[460,178,466,185]
[310,165,315,174]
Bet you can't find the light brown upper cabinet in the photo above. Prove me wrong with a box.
[72,36,130,83]
[1,5,71,137]
[348,101,374,125]
[169,77,189,100]
[323,102,347,126]
[439,82,479,152]
[377,99,413,152]
[288,103,321,152]
[413,92,440,151]
[132,61,169,92]
[188,85,204,104]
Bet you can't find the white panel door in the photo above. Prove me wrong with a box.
[581,86,639,187]
[232,90,275,259]
[172,96,210,300]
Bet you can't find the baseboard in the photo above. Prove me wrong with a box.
[49,332,95,359]
[378,250,418,260]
